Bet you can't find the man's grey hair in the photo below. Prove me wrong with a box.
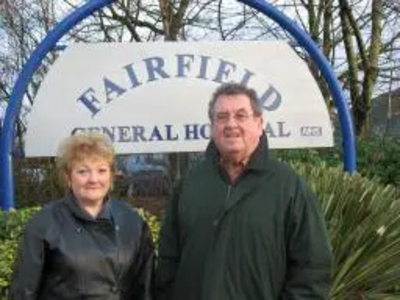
[208,83,263,120]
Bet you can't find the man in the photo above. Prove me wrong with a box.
[156,83,332,300]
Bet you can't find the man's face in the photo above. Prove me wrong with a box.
[211,94,263,162]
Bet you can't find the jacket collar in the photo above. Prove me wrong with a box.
[63,192,113,222]
[205,131,270,173]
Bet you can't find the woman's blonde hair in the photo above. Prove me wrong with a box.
[57,132,115,187]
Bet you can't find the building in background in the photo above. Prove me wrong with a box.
[371,88,400,136]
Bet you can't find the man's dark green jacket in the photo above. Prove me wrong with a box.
[156,136,332,300]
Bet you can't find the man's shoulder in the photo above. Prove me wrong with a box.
[182,157,210,178]
[182,155,300,179]
[267,157,299,178]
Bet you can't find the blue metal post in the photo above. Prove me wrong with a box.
[239,0,356,173]
[0,0,114,211]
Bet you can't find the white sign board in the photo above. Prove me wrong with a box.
[25,41,334,157]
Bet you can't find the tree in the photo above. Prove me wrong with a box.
[338,0,382,136]
[0,0,60,147]
[273,0,399,136]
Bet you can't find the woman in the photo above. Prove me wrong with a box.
[10,132,154,300]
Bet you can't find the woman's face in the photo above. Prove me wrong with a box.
[67,156,112,205]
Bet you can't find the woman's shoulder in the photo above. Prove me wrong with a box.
[109,198,133,210]
[22,200,63,235]
[109,199,146,224]
[109,199,140,216]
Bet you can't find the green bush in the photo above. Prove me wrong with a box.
[274,136,400,189]
[295,163,400,299]
[0,240,17,294]
[0,207,40,298]
[273,147,341,169]
[356,136,400,187]
[137,208,160,246]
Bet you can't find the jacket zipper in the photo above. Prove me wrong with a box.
[226,185,232,201]
[213,185,232,228]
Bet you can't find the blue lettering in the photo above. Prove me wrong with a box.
[213,60,236,83]
[104,77,127,103]
[200,124,210,139]
[87,127,102,133]
[176,54,194,78]
[265,122,276,138]
[184,124,199,140]
[132,126,147,142]
[71,127,102,135]
[77,88,101,117]
[260,85,282,111]
[143,57,170,82]
[165,125,179,140]
[71,127,85,135]
[117,126,131,142]
[197,55,211,80]
[239,69,255,86]
[124,63,142,89]
[278,121,290,137]
[149,126,164,141]
[102,126,116,141]
[265,122,290,138]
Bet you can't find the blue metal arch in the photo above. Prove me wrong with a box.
[239,0,356,171]
[0,0,113,211]
[0,0,356,210]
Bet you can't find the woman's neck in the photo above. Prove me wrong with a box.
[77,199,104,218]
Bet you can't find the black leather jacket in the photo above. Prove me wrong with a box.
[10,194,154,300]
